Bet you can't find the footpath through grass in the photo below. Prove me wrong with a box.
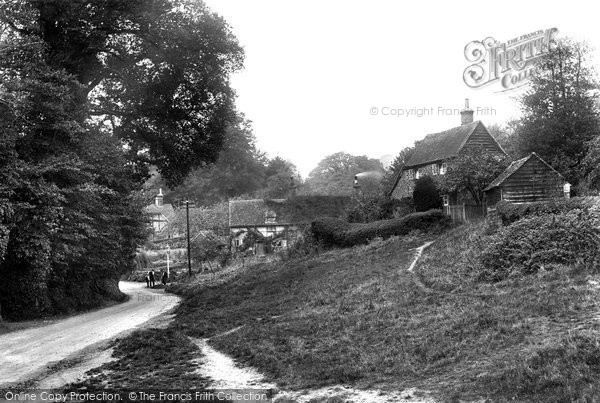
[75,221,600,402]
[168,226,600,402]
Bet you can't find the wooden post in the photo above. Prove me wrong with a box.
[186,200,191,277]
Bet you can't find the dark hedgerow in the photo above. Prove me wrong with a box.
[311,209,450,248]
[478,210,600,282]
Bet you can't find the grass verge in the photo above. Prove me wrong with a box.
[77,220,600,402]
[169,224,600,401]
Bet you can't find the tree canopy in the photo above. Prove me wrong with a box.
[304,152,384,196]
[514,39,600,190]
[437,145,510,205]
[1,0,244,186]
[0,0,242,319]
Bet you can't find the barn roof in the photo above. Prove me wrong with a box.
[405,121,481,168]
[484,152,564,191]
[228,196,351,228]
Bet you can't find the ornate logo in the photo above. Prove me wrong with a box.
[463,28,558,92]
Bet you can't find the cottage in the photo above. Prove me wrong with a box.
[390,100,506,207]
[484,152,570,208]
[229,196,350,255]
[145,189,176,239]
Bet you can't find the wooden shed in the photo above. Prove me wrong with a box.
[484,152,568,207]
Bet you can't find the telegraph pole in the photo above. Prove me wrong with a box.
[185,200,192,277]
[166,244,170,279]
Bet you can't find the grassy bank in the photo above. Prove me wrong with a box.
[72,217,600,401]
[167,224,600,401]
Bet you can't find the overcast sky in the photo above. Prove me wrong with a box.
[202,0,600,177]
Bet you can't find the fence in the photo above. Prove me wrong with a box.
[444,204,486,223]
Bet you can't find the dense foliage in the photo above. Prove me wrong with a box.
[495,197,598,226]
[514,39,600,191]
[437,144,510,205]
[0,0,242,319]
[412,176,442,212]
[303,152,384,196]
[479,210,600,282]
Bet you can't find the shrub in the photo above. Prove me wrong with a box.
[479,210,600,282]
[495,197,599,226]
[283,226,322,259]
[413,176,442,212]
[310,217,351,247]
[312,210,450,248]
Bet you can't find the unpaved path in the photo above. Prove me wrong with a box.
[0,281,179,386]
[188,242,440,402]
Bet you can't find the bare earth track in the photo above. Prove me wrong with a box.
[0,282,179,387]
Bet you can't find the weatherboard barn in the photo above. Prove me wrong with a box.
[484,152,570,208]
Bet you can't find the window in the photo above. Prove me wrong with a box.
[266,225,277,237]
[264,210,277,224]
[432,164,439,175]
[234,239,241,247]
[442,194,449,206]
[415,169,422,179]
[440,163,448,175]
[407,169,414,180]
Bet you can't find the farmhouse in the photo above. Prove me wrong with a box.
[390,100,506,207]
[229,196,350,255]
[145,189,176,239]
[484,152,570,207]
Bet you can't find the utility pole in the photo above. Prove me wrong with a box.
[166,244,170,279]
[186,200,192,277]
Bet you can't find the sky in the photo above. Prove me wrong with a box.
[201,0,600,178]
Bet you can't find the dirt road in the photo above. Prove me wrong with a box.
[0,282,179,386]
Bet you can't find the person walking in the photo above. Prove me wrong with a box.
[149,270,155,288]
[161,271,168,286]
[145,273,150,288]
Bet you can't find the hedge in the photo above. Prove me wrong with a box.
[479,209,600,282]
[495,197,599,226]
[311,210,450,248]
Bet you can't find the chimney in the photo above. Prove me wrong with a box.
[460,98,474,125]
[288,176,297,200]
[155,188,164,207]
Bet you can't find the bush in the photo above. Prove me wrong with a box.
[495,197,599,226]
[413,176,442,212]
[312,210,450,248]
[479,210,600,282]
[310,217,351,247]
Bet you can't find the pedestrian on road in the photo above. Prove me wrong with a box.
[145,274,150,288]
[161,271,168,286]
[149,270,155,288]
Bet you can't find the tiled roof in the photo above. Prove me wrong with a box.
[405,121,480,168]
[483,152,564,191]
[228,196,351,227]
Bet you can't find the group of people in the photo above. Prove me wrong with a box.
[145,270,168,288]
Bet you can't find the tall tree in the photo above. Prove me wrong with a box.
[1,0,244,185]
[167,116,267,205]
[382,146,415,195]
[0,0,242,319]
[304,152,384,196]
[515,39,600,190]
[263,157,301,198]
[437,145,510,205]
